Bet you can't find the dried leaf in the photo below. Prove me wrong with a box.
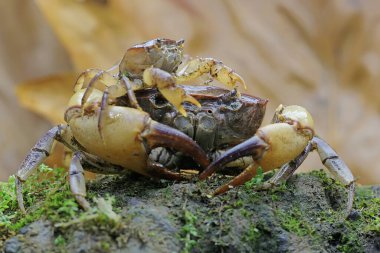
[17,73,76,124]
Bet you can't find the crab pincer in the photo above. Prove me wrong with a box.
[199,105,355,217]
[16,88,209,213]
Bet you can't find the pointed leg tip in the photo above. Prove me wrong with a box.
[212,184,232,196]
[184,95,201,108]
[178,107,187,117]
[75,195,91,211]
[198,168,216,180]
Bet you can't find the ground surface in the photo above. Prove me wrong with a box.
[1,166,380,253]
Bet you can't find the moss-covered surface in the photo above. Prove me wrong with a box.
[1,165,380,252]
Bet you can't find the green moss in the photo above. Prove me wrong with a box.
[355,188,380,233]
[0,165,80,233]
[243,167,264,189]
[100,241,111,251]
[243,224,260,243]
[277,207,315,236]
[179,210,199,253]
[54,234,66,247]
[2,167,380,252]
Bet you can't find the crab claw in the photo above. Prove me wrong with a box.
[176,57,247,90]
[143,121,209,169]
[199,136,268,180]
[143,67,201,117]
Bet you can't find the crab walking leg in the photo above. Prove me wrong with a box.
[121,76,142,110]
[144,160,192,181]
[16,125,62,213]
[199,136,268,195]
[97,88,109,139]
[81,70,106,106]
[73,69,118,106]
[199,135,268,180]
[312,136,355,214]
[69,152,90,211]
[175,57,247,90]
[213,163,259,196]
[97,77,144,138]
[143,67,201,116]
[143,121,210,169]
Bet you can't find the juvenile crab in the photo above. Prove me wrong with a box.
[15,88,210,213]
[75,38,246,120]
[198,104,356,215]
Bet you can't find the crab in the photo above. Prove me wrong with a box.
[16,84,266,213]
[197,104,356,215]
[74,38,246,122]
[119,86,355,215]
[120,85,268,172]
[15,87,210,213]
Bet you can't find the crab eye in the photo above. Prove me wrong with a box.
[156,38,162,47]
[226,101,242,111]
[176,39,185,47]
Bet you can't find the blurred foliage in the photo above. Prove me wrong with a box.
[14,0,380,184]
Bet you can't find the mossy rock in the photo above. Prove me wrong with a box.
[1,166,380,253]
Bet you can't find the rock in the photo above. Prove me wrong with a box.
[2,170,380,252]
[4,220,53,253]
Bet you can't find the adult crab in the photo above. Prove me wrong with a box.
[117,86,356,215]
[15,85,266,213]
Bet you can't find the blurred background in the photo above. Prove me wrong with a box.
[1,0,380,184]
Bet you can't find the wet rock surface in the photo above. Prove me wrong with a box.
[3,171,380,253]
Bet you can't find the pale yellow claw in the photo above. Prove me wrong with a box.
[143,67,201,116]
[159,86,201,117]
[176,57,247,90]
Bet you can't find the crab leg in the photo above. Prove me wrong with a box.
[74,69,118,106]
[16,125,65,213]
[143,67,201,116]
[199,135,268,180]
[212,163,259,196]
[176,57,247,90]
[144,160,192,181]
[69,152,90,211]
[312,136,355,215]
[121,76,142,110]
[143,121,210,169]
[257,136,355,215]
[95,76,144,138]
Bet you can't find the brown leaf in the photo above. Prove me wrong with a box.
[17,73,76,124]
